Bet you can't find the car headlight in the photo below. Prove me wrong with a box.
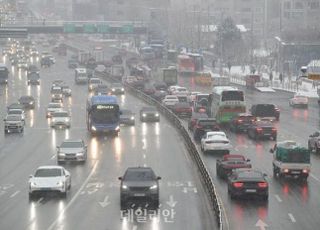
[59,152,66,157]
[91,126,96,131]
[112,88,115,91]
[122,185,128,189]
[150,185,158,190]
[121,88,124,91]
[115,126,120,130]
[155,113,159,117]
[76,152,84,156]
[30,182,37,187]
[52,118,56,122]
[65,118,70,122]
[29,101,34,105]
[56,181,64,187]
[142,113,146,117]
[130,116,134,120]
[51,95,54,98]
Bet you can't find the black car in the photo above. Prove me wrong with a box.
[247,120,277,140]
[40,56,52,67]
[230,113,255,132]
[227,169,268,200]
[27,72,40,85]
[94,84,110,95]
[216,154,252,179]
[193,118,220,141]
[188,112,208,131]
[150,90,168,102]
[140,107,160,122]
[153,82,168,91]
[250,104,280,121]
[18,96,35,109]
[110,83,125,95]
[68,60,78,69]
[120,109,135,126]
[119,167,161,210]
[27,65,39,75]
[172,102,192,118]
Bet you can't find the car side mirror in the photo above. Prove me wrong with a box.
[246,159,250,162]
[29,175,33,178]
[269,148,274,153]
[65,174,70,177]
[157,176,161,180]
[263,173,268,177]
[118,177,122,180]
[119,110,123,115]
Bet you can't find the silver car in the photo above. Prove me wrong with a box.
[46,102,63,118]
[57,139,87,163]
[4,114,24,133]
[7,109,26,124]
[28,165,71,199]
[50,111,71,128]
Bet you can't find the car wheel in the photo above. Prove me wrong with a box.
[153,199,159,209]
[120,199,126,210]
[60,191,67,198]
[273,135,277,141]
[216,167,221,178]
[316,148,320,154]
[68,181,71,190]
[273,166,278,178]
[57,160,64,164]
[28,192,34,200]
[308,141,312,152]
[4,129,8,134]
[262,195,268,201]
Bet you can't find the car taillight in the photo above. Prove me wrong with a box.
[283,168,289,173]
[275,108,280,112]
[258,182,268,188]
[272,128,277,132]
[197,125,203,129]
[302,169,309,174]
[232,182,244,188]
[256,128,263,132]
[236,119,243,124]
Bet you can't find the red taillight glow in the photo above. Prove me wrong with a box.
[233,182,244,188]
[237,119,243,123]
[302,169,309,174]
[272,128,277,132]
[283,168,289,173]
[258,182,268,188]
[256,128,263,132]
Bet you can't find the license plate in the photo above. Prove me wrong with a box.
[133,193,145,197]
[291,171,301,174]
[246,189,257,193]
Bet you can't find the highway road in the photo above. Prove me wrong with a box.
[0,49,217,230]
[177,76,320,230]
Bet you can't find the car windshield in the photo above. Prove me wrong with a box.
[8,110,22,115]
[122,110,133,115]
[20,97,32,101]
[237,171,262,180]
[52,89,62,94]
[35,168,62,177]
[52,112,68,117]
[112,83,122,88]
[199,120,216,126]
[124,169,155,181]
[6,116,21,121]
[61,141,83,148]
[48,104,61,108]
[142,107,157,112]
[90,79,101,84]
[91,106,119,123]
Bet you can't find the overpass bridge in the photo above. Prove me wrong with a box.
[0,20,148,38]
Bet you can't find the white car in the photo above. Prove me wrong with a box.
[51,111,71,128]
[200,131,232,154]
[88,78,102,91]
[289,94,308,108]
[28,166,71,199]
[7,109,26,123]
[172,86,189,96]
[162,95,179,107]
[46,102,63,118]
[57,139,87,163]
[168,85,180,94]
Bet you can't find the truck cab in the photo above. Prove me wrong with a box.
[270,140,310,181]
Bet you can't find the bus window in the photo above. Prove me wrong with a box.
[221,91,244,101]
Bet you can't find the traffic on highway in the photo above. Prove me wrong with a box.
[2,1,320,230]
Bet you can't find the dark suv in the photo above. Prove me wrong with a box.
[193,118,220,141]
[119,167,161,210]
[230,113,255,132]
[250,104,280,121]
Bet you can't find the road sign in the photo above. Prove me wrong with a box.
[97,24,109,33]
[120,24,133,33]
[63,24,76,33]
[83,24,96,33]
[0,28,28,38]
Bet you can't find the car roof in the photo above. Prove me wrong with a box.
[37,165,64,170]
[62,139,83,143]
[223,154,246,161]
[48,102,62,106]
[126,167,154,172]
[207,131,225,136]
[141,107,157,110]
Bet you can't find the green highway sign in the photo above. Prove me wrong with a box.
[97,24,109,33]
[120,24,133,33]
[83,24,96,33]
[63,24,76,33]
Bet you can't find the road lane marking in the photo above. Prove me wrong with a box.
[288,213,296,223]
[47,161,99,230]
[143,154,146,159]
[10,190,20,198]
[310,173,320,183]
[274,194,282,202]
